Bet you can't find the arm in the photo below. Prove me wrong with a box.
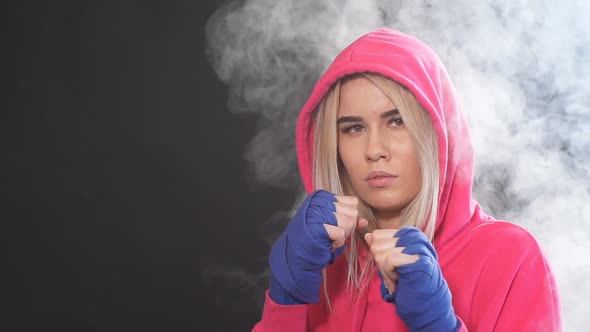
[251,290,309,332]
[368,227,463,332]
[252,190,333,332]
[252,190,365,330]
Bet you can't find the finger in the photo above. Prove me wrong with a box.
[334,213,354,237]
[334,195,359,207]
[385,250,420,267]
[379,268,397,294]
[334,212,369,238]
[334,202,358,219]
[388,270,399,283]
[372,247,403,271]
[367,233,399,253]
[386,282,396,294]
[357,217,368,230]
[371,229,399,240]
[383,276,396,294]
[381,265,399,283]
[324,224,346,249]
[367,237,400,253]
[374,256,400,294]
[364,232,373,246]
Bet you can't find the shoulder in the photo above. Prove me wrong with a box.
[473,219,532,236]
[446,220,554,293]
[469,219,546,260]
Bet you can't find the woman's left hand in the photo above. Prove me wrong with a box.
[365,227,460,332]
[364,229,418,294]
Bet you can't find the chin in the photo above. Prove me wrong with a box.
[361,191,409,211]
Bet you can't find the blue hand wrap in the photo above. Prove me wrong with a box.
[269,190,342,304]
[380,227,460,332]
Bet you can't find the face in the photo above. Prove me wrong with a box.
[337,76,421,221]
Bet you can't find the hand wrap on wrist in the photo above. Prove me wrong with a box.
[269,190,342,304]
[380,227,460,332]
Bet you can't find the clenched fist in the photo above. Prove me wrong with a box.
[365,227,460,331]
[323,195,369,253]
[269,190,367,304]
[364,228,419,294]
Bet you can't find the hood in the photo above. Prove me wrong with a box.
[295,28,478,246]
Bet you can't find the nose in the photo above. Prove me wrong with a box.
[365,129,390,162]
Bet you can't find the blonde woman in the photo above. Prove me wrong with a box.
[252,28,561,332]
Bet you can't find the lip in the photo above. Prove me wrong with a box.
[365,170,398,188]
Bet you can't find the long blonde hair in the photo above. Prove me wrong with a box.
[311,72,439,300]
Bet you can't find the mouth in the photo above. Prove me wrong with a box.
[365,170,396,181]
[365,170,397,188]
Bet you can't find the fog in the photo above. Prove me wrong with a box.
[205,0,590,329]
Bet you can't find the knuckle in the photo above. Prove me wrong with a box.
[385,252,398,265]
[337,214,352,228]
[336,227,346,238]
[374,257,384,266]
[333,202,342,211]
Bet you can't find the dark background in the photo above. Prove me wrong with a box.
[10,1,296,331]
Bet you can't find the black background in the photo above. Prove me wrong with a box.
[10,1,296,331]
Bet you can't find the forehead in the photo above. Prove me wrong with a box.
[338,76,395,116]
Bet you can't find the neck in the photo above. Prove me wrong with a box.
[375,211,402,229]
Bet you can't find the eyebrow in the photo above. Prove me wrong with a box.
[337,109,399,124]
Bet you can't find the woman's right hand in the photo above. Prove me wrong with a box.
[321,194,368,254]
[269,190,366,304]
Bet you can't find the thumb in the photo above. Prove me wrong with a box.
[364,232,373,246]
[357,217,369,230]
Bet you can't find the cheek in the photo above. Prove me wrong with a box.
[337,150,352,175]
[403,145,422,188]
[338,140,364,175]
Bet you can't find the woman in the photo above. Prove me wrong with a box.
[252,28,561,331]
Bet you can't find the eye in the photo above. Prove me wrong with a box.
[389,117,404,127]
[341,124,365,133]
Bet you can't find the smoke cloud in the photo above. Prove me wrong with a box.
[205,0,590,329]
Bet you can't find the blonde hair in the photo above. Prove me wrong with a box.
[311,72,439,302]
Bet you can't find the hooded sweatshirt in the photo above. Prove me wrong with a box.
[252,28,561,332]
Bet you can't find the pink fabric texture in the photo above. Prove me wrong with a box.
[252,28,561,332]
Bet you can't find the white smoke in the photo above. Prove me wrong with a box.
[205,0,590,329]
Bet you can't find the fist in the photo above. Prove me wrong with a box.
[364,229,420,294]
[324,195,369,252]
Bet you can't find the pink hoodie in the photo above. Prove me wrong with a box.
[252,28,561,332]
